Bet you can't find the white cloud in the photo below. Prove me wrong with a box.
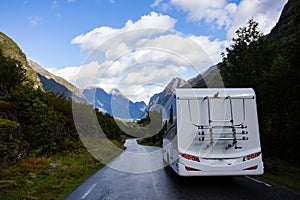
[54,12,229,103]
[49,61,104,88]
[171,0,227,26]
[28,16,42,26]
[71,12,177,53]
[168,0,287,39]
[189,35,229,63]
[226,0,288,39]
[151,0,163,8]
[135,34,220,69]
[151,0,170,11]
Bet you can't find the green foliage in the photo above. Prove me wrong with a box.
[220,19,274,89]
[0,46,128,158]
[4,86,77,155]
[0,49,77,157]
[232,19,263,46]
[0,32,27,64]
[0,51,26,96]
[96,110,125,141]
[219,19,300,165]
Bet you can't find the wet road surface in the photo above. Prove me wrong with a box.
[66,139,300,200]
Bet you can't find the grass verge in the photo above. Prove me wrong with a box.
[262,158,300,193]
[0,144,105,200]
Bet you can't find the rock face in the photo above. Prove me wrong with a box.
[28,59,84,101]
[268,0,300,56]
[146,67,223,111]
[0,123,29,166]
[190,65,224,88]
[147,77,187,110]
[0,101,28,166]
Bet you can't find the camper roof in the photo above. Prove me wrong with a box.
[175,88,255,100]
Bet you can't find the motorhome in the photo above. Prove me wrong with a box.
[162,88,264,176]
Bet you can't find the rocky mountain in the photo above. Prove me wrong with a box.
[83,87,146,119]
[190,65,224,88]
[147,77,187,110]
[0,32,83,101]
[28,60,83,101]
[146,65,225,111]
[268,0,300,57]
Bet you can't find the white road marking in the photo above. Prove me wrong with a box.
[246,176,272,187]
[80,183,97,199]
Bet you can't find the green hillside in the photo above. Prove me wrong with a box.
[0,32,127,199]
[0,32,43,89]
[219,0,300,165]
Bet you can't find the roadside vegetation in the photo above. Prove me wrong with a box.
[262,158,300,193]
[0,142,104,200]
[218,19,300,192]
[1,0,299,197]
[0,49,126,199]
[219,19,300,166]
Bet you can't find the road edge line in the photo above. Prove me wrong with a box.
[80,183,97,199]
[245,176,272,187]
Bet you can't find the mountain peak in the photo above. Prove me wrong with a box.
[166,77,187,92]
[110,88,123,96]
[83,87,146,119]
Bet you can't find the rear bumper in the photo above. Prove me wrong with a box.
[175,158,264,176]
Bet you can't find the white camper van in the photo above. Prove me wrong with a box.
[162,88,264,176]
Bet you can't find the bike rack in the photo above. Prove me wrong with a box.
[189,95,253,150]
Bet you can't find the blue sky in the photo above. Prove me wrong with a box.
[0,0,288,102]
[2,0,229,67]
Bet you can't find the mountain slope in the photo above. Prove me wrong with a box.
[147,77,187,110]
[146,65,224,112]
[0,32,83,101]
[28,60,83,100]
[83,87,146,119]
[0,32,42,89]
[190,65,224,88]
[268,0,300,57]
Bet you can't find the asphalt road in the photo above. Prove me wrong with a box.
[65,139,300,200]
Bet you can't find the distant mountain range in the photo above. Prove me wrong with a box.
[82,87,146,119]
[147,77,187,111]
[0,31,224,120]
[81,64,223,119]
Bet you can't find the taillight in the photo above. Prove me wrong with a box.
[180,153,200,162]
[243,152,261,161]
[185,166,200,171]
[243,165,258,170]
